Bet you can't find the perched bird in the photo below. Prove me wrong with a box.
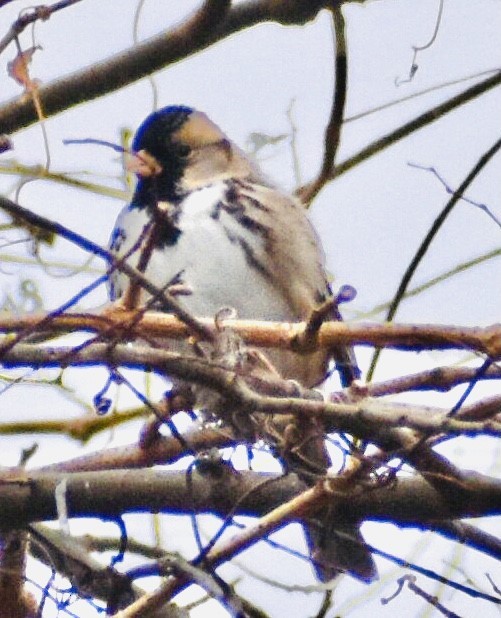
[108,105,377,583]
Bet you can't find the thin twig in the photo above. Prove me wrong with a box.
[409,161,501,228]
[0,194,214,342]
[361,247,501,318]
[330,71,501,180]
[367,134,501,380]
[0,0,84,56]
[298,4,347,205]
[111,483,327,617]
[346,68,501,123]
[395,0,445,86]
[382,575,461,617]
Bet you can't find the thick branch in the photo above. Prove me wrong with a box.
[0,0,328,134]
[1,468,501,528]
[0,530,35,618]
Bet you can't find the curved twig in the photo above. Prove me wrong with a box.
[297,4,347,205]
[367,134,501,380]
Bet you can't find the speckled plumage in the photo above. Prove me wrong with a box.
[108,106,376,583]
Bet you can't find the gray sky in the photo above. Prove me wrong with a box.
[0,1,500,616]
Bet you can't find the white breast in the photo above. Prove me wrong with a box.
[109,183,294,322]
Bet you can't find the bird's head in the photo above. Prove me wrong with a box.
[129,106,258,201]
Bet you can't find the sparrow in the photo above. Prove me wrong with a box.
[108,105,377,583]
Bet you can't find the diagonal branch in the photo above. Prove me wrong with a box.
[332,71,501,180]
[367,133,501,379]
[0,0,326,134]
[0,194,214,342]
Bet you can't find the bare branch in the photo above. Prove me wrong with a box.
[0,530,37,618]
[1,310,500,357]
[331,71,501,180]
[409,161,501,229]
[1,342,501,440]
[0,0,84,56]
[367,133,501,379]
[5,467,490,615]
[14,467,485,616]
[383,575,462,618]
[28,524,158,616]
[39,425,237,474]
[367,365,501,398]
[2,364,499,443]
[429,520,501,563]
[0,0,327,134]
[297,4,347,205]
[0,194,214,342]
[1,470,500,580]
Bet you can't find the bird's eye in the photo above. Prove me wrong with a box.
[176,143,191,158]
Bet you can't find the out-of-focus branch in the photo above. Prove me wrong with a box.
[1,342,501,439]
[0,530,37,618]
[0,0,328,134]
[0,407,146,442]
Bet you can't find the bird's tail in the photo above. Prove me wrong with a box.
[306,521,378,583]
[299,296,377,582]
[273,414,377,583]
